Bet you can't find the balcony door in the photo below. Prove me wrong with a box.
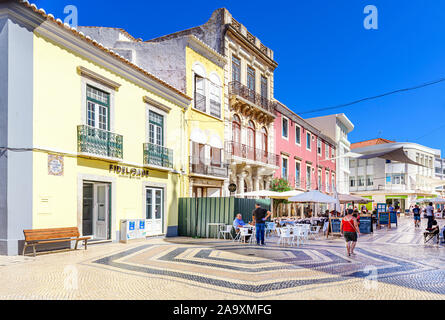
[146,187,164,236]
[247,121,256,160]
[232,115,241,157]
[148,111,166,166]
[247,66,256,101]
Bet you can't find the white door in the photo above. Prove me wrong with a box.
[146,188,164,236]
[94,184,109,240]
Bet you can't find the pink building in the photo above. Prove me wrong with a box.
[274,103,337,193]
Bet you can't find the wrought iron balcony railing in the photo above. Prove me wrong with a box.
[190,156,228,178]
[77,125,123,159]
[229,81,277,114]
[143,143,173,169]
[225,141,280,167]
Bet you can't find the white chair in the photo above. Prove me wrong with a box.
[291,226,303,247]
[309,225,321,240]
[248,227,257,245]
[278,227,294,247]
[237,227,250,243]
[300,225,310,244]
[218,225,233,240]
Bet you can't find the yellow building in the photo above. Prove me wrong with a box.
[0,1,191,255]
[78,26,229,197]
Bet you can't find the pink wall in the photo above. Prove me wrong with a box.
[274,112,336,193]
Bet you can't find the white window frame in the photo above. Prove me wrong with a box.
[282,116,289,140]
[306,132,311,151]
[282,156,289,179]
[295,124,301,146]
[317,139,322,156]
[295,160,301,188]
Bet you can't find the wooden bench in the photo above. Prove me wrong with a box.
[23,227,90,257]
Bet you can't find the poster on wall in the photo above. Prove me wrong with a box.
[48,154,64,176]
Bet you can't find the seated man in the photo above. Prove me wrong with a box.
[233,213,246,232]
[424,220,440,243]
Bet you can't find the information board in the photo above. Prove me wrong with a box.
[379,212,389,225]
[359,216,372,234]
[390,211,398,227]
[330,218,342,235]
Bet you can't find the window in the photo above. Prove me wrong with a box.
[331,148,335,161]
[232,114,241,144]
[209,82,221,118]
[261,76,268,99]
[306,133,311,150]
[295,125,301,145]
[332,174,335,191]
[317,139,322,155]
[211,147,221,166]
[326,171,329,192]
[86,85,110,130]
[247,120,256,149]
[149,111,164,146]
[367,175,373,186]
[261,127,268,153]
[350,159,356,168]
[282,117,288,139]
[350,178,356,187]
[325,143,329,159]
[232,56,241,82]
[194,74,206,112]
[392,174,405,185]
[357,176,365,187]
[386,174,391,183]
[247,66,255,95]
[318,169,322,190]
[282,157,288,179]
[295,161,301,187]
[306,165,311,189]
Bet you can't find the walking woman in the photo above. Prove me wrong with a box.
[340,210,360,257]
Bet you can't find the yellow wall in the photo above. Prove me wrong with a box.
[185,46,225,190]
[31,33,186,235]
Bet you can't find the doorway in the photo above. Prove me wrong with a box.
[146,187,164,236]
[82,182,110,240]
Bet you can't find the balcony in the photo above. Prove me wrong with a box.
[77,125,123,160]
[229,81,277,116]
[143,143,173,169]
[190,157,228,178]
[225,141,279,167]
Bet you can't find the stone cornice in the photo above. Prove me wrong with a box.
[77,66,121,90]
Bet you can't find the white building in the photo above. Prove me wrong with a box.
[349,140,441,211]
[306,113,354,194]
[435,156,445,196]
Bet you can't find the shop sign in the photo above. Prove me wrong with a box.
[109,164,149,178]
[48,154,64,176]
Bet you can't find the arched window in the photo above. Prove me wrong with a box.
[261,127,268,153]
[247,121,256,160]
[232,115,241,144]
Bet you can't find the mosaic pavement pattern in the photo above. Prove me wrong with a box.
[1,217,445,299]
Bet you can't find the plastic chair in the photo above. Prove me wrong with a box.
[237,227,250,243]
[278,227,294,246]
[309,225,321,240]
[218,225,233,240]
[291,226,302,247]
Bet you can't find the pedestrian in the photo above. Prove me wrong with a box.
[252,203,271,246]
[340,209,360,257]
[426,202,434,229]
[412,204,421,228]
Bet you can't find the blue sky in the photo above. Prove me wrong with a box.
[34,0,445,155]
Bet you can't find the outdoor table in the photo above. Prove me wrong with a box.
[206,222,226,238]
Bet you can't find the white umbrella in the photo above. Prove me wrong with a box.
[272,190,304,199]
[236,190,282,198]
[288,190,337,204]
[422,197,445,204]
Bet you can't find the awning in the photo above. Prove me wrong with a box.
[354,147,424,167]
[190,128,207,144]
[337,193,373,204]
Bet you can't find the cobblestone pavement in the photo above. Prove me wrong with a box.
[1,216,445,300]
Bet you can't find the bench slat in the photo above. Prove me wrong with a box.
[23,227,80,241]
